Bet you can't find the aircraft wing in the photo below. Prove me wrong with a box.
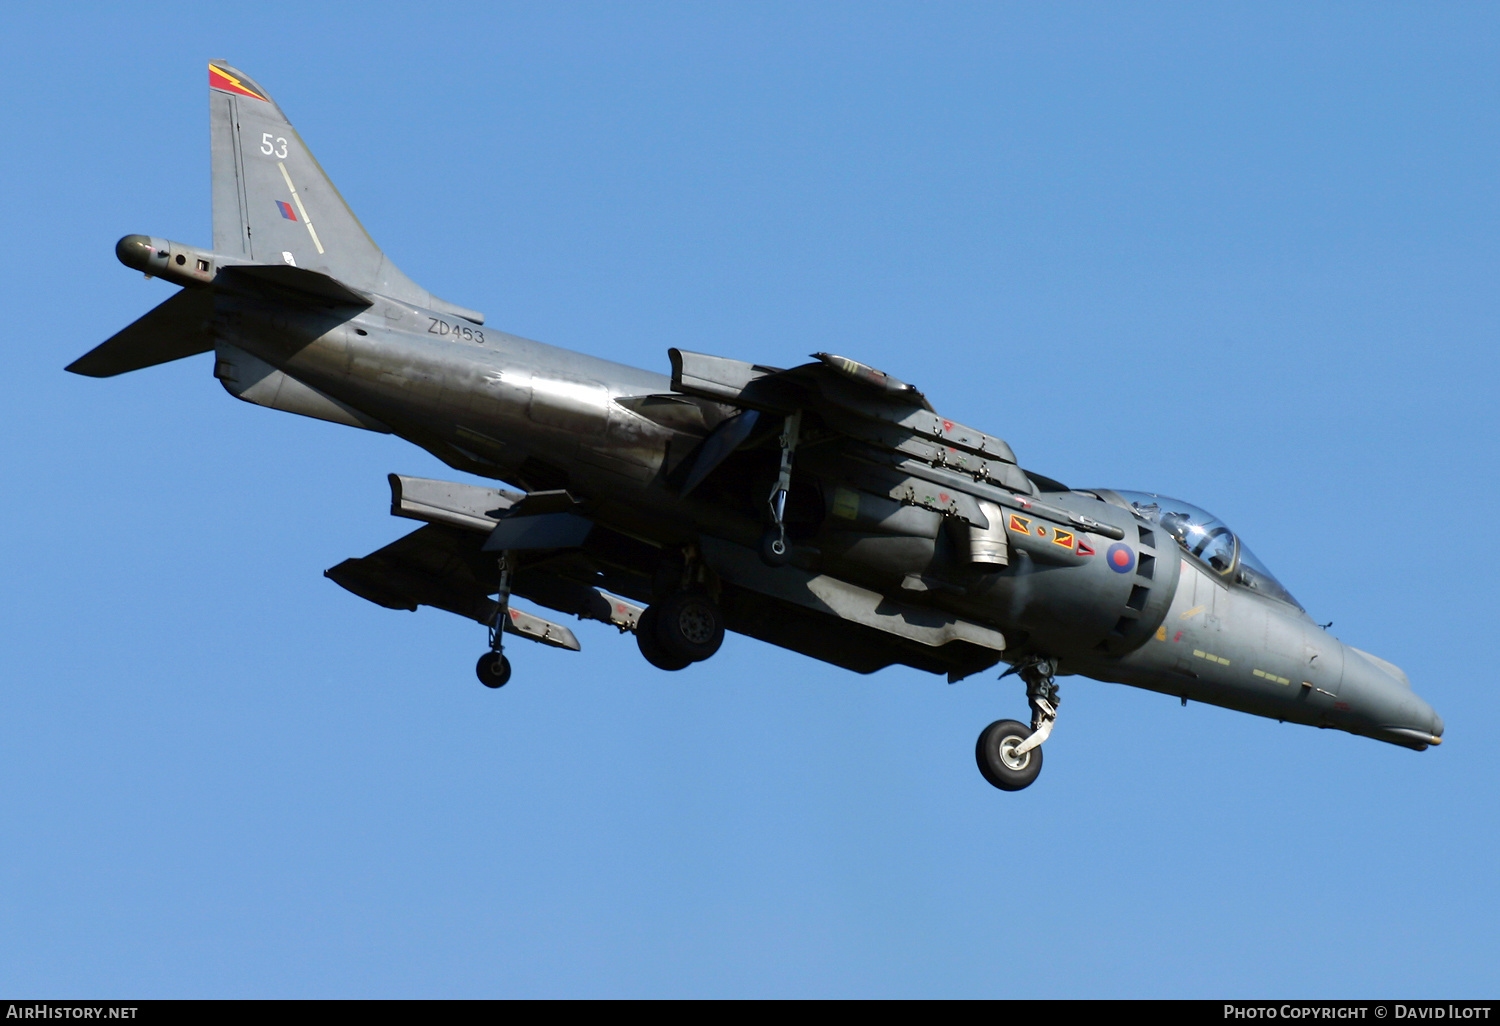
[668,348,1123,540]
[326,476,647,653]
[326,523,585,651]
[328,475,1010,680]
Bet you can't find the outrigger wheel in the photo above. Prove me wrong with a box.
[476,651,512,689]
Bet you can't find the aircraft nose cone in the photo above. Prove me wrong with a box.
[1339,645,1443,750]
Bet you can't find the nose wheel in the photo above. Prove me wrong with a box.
[976,658,1060,792]
[976,719,1043,791]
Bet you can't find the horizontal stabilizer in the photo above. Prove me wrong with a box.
[219,264,373,307]
[67,288,214,377]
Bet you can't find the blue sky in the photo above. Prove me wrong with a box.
[2,2,1496,997]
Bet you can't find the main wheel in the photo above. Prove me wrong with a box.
[975,719,1043,791]
[476,651,512,689]
[636,606,691,671]
[653,590,725,662]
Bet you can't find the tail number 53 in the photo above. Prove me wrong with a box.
[260,133,288,159]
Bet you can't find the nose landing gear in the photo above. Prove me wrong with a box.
[976,658,1060,791]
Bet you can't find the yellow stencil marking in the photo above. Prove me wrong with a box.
[1155,625,1167,641]
[832,488,860,520]
[1179,605,1205,620]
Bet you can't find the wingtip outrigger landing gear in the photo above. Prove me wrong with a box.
[759,410,802,567]
[976,658,1060,791]
[476,551,514,689]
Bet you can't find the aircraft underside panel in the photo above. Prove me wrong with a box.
[214,344,392,433]
[332,474,1009,680]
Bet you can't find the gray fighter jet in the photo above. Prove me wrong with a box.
[69,63,1443,790]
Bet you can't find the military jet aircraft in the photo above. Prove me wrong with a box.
[69,63,1443,791]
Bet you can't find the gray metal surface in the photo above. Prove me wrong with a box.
[69,62,1443,780]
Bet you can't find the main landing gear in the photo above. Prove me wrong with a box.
[476,551,514,689]
[636,589,725,671]
[635,546,726,671]
[976,658,1060,792]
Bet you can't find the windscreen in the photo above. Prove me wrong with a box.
[1111,491,1301,609]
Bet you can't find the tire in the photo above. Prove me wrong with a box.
[476,651,512,689]
[758,529,791,567]
[653,590,725,662]
[975,719,1043,791]
[636,606,691,671]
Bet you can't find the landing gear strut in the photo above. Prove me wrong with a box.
[760,410,801,567]
[476,551,514,688]
[976,658,1059,791]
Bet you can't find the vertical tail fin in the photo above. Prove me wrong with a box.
[208,61,482,323]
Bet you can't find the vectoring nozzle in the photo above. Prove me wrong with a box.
[116,234,219,288]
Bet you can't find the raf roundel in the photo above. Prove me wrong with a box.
[1106,542,1135,574]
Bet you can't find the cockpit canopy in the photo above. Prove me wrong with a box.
[1108,490,1301,609]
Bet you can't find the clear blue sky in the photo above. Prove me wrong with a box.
[2,2,1496,998]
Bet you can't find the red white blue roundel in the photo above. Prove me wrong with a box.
[1106,543,1135,574]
